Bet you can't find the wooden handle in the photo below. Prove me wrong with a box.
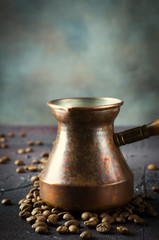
[114,119,159,147]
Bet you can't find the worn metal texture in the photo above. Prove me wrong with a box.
[0,126,159,240]
[40,98,133,210]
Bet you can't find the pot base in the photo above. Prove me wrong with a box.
[39,178,134,211]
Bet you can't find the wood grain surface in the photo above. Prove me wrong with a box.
[0,126,159,240]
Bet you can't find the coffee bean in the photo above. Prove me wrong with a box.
[1,143,8,148]
[19,210,31,218]
[47,214,58,225]
[32,159,40,164]
[41,157,48,163]
[8,132,14,137]
[33,190,39,198]
[1,198,12,205]
[147,164,158,170]
[31,207,42,216]
[43,210,51,217]
[96,222,111,233]
[26,165,38,172]
[0,137,7,142]
[119,211,129,218]
[35,226,48,234]
[152,186,159,193]
[91,213,98,218]
[27,140,34,146]
[134,217,144,225]
[25,147,33,153]
[65,220,80,227]
[32,221,48,229]
[16,167,25,173]
[57,211,68,218]
[17,149,26,154]
[56,225,68,234]
[84,220,98,228]
[14,159,25,165]
[100,212,110,219]
[63,213,74,220]
[41,205,51,211]
[36,140,43,145]
[89,217,99,222]
[0,133,5,137]
[80,230,92,239]
[51,207,59,214]
[68,225,80,234]
[102,215,114,223]
[33,201,43,208]
[26,216,37,224]
[26,193,34,199]
[19,203,32,211]
[19,132,26,137]
[116,217,126,223]
[81,212,92,220]
[36,216,46,222]
[128,214,139,221]
[0,156,10,163]
[117,226,129,234]
[30,175,39,183]
[38,163,46,169]
[40,152,49,158]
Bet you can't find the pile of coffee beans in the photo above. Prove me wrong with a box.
[17,172,158,237]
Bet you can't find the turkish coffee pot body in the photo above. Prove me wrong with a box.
[39,98,159,211]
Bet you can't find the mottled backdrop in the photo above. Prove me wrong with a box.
[0,0,159,126]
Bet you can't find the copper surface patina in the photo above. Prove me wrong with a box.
[39,97,159,211]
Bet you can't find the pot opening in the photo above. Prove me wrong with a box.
[47,97,123,110]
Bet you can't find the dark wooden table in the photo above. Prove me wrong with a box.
[0,126,159,240]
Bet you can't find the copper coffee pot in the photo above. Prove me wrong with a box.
[39,97,159,211]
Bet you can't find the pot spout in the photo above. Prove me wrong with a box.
[114,119,159,147]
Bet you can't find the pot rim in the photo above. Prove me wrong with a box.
[47,97,123,111]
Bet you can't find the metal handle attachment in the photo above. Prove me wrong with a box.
[114,119,159,147]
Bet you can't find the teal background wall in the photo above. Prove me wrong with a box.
[0,0,159,126]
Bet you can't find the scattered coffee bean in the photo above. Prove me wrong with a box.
[36,140,43,145]
[30,175,39,183]
[63,213,74,220]
[100,212,110,219]
[128,214,139,221]
[34,180,39,188]
[32,222,48,229]
[84,220,98,228]
[47,214,58,225]
[33,200,43,208]
[19,132,26,137]
[26,164,38,172]
[7,132,14,137]
[41,205,51,211]
[1,143,8,148]
[36,216,46,222]
[32,159,40,164]
[89,217,99,222]
[81,212,92,220]
[134,217,144,225]
[17,149,26,154]
[80,230,92,239]
[152,186,159,193]
[38,163,46,169]
[40,157,48,163]
[40,152,49,158]
[43,210,51,217]
[26,216,37,224]
[147,164,158,170]
[35,226,48,234]
[102,215,114,223]
[27,140,34,145]
[0,156,10,163]
[0,137,7,142]
[116,216,126,223]
[14,159,25,165]
[0,133,5,137]
[16,167,25,173]
[51,207,59,214]
[58,211,68,218]
[1,198,12,205]
[19,203,32,211]
[68,225,80,234]
[31,207,42,216]
[56,225,68,234]
[117,226,129,234]
[25,147,33,153]
[65,220,80,227]
[96,222,111,233]
[19,210,31,218]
